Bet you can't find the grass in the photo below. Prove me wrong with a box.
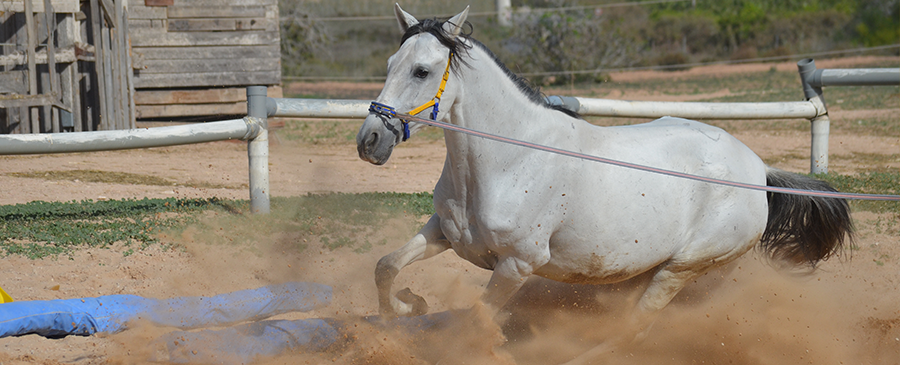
[0,193,435,259]
[278,119,445,144]
[279,120,360,144]
[2,170,895,261]
[5,170,247,190]
[813,171,900,215]
[0,198,227,259]
[186,193,434,254]
[7,170,176,186]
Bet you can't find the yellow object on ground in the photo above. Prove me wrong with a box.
[0,286,13,303]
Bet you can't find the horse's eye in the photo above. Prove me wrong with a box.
[414,68,429,79]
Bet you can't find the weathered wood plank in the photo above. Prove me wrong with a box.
[167,6,265,19]
[133,44,279,60]
[129,27,278,46]
[134,87,246,105]
[135,101,246,118]
[138,57,280,74]
[99,0,117,28]
[167,17,269,32]
[172,0,275,6]
[0,93,58,108]
[0,47,77,65]
[0,0,79,13]
[0,71,27,94]
[144,0,173,6]
[126,18,163,29]
[132,70,279,88]
[128,6,167,20]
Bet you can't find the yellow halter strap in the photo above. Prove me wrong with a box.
[407,51,453,119]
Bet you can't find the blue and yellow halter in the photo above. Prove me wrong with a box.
[369,52,453,141]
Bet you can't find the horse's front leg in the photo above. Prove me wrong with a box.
[376,213,450,317]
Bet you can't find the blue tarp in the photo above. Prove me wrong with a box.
[0,282,455,363]
[0,282,332,338]
[154,311,459,364]
[155,318,343,364]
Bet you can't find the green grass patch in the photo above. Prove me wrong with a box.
[0,192,436,259]
[814,171,900,214]
[279,120,360,144]
[278,119,445,144]
[187,193,434,254]
[0,198,227,259]
[7,170,175,186]
[5,170,247,190]
[830,114,900,137]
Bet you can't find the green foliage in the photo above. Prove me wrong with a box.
[279,0,899,78]
[0,198,225,259]
[855,0,900,46]
[279,6,331,76]
[506,6,646,83]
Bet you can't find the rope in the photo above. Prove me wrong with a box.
[394,112,900,201]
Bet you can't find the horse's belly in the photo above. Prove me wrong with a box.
[534,249,666,285]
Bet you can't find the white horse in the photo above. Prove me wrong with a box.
[356,5,853,363]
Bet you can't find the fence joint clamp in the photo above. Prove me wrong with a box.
[242,117,264,140]
[807,95,828,118]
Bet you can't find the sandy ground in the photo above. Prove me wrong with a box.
[1,57,899,364]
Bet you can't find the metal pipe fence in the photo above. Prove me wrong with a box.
[269,59,897,175]
[0,88,272,213]
[0,60,895,213]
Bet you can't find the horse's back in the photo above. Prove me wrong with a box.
[536,116,769,284]
[599,116,765,180]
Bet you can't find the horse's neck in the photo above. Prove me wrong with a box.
[439,50,567,194]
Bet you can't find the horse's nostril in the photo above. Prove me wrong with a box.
[366,132,379,150]
[359,132,378,159]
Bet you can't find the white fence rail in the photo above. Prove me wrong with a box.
[0,118,262,155]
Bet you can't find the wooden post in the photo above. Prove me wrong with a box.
[24,0,39,132]
[114,0,129,129]
[43,0,59,132]
[90,0,108,130]
[58,10,78,131]
[122,4,135,128]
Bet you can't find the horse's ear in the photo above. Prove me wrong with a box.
[442,6,470,38]
[394,3,419,33]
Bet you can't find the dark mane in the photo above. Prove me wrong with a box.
[400,19,580,119]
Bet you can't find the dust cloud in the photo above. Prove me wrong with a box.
[96,206,900,365]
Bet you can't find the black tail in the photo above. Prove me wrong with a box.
[761,168,854,267]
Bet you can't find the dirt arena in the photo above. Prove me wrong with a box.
[1,57,898,364]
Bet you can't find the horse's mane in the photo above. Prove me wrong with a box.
[401,19,580,118]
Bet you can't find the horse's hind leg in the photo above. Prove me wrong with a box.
[562,262,710,365]
[376,213,450,317]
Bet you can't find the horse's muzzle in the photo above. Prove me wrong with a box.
[357,114,397,165]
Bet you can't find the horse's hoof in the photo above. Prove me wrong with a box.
[396,287,429,316]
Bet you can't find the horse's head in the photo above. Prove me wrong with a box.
[356,4,470,165]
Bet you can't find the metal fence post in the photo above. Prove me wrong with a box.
[247,86,270,214]
[797,59,829,174]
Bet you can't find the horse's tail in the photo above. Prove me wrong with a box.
[761,167,854,267]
